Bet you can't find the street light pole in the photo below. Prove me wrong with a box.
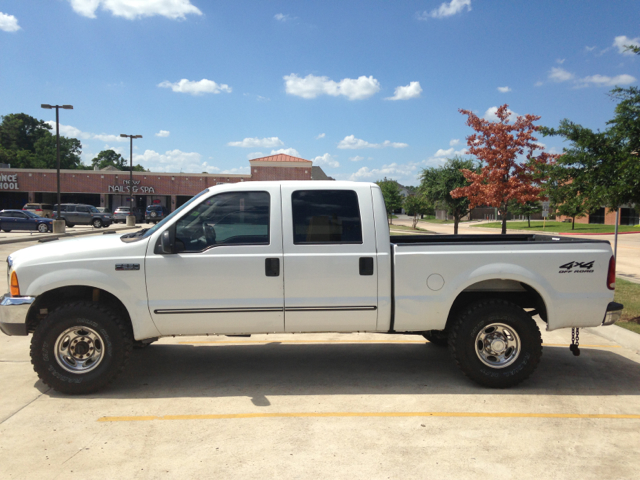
[41,104,73,233]
[119,134,142,226]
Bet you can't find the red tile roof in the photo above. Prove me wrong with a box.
[249,154,312,163]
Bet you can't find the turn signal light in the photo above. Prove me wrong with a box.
[607,256,616,291]
[10,271,20,297]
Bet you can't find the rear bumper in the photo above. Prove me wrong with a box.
[602,302,624,326]
[0,294,35,336]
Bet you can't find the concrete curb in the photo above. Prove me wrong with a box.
[585,325,640,354]
[0,226,139,246]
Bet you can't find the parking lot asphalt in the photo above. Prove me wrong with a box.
[1,237,640,479]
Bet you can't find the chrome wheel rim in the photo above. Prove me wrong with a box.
[475,323,520,369]
[54,326,105,374]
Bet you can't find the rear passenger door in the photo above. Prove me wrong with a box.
[75,205,91,224]
[281,186,378,333]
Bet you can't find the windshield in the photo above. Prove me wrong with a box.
[141,188,209,239]
[89,206,99,213]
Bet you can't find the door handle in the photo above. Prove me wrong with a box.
[265,258,280,277]
[359,257,374,276]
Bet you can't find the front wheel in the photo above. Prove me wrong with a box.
[30,301,133,394]
[448,299,542,388]
[37,223,49,233]
[92,219,103,228]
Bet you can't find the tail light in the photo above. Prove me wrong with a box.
[10,271,20,297]
[607,255,616,290]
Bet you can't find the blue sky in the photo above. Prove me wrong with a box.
[1,0,638,185]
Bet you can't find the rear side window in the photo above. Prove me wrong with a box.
[291,190,362,244]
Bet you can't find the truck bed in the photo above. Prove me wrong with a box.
[390,233,610,245]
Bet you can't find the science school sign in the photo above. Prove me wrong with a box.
[108,179,155,194]
[0,174,19,190]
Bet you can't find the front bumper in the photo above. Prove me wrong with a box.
[602,301,624,326]
[0,294,35,336]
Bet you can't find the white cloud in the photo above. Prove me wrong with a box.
[346,162,420,184]
[349,156,365,162]
[449,139,460,146]
[228,137,284,148]
[284,73,380,100]
[483,106,519,123]
[155,130,170,137]
[68,0,202,20]
[312,153,339,168]
[316,133,325,139]
[158,78,232,96]
[576,74,636,87]
[585,46,596,52]
[133,149,220,173]
[497,86,511,93]
[44,121,128,143]
[416,0,471,20]
[274,13,294,22]
[534,81,544,87]
[247,152,264,160]
[270,148,301,157]
[93,133,128,143]
[385,81,422,100]
[0,12,20,32]
[337,135,408,150]
[434,147,468,157]
[556,58,565,64]
[548,67,574,82]
[613,35,640,55]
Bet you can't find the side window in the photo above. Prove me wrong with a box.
[175,191,270,252]
[291,190,362,244]
[64,205,74,212]
[76,206,89,213]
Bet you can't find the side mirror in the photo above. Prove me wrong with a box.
[155,228,175,254]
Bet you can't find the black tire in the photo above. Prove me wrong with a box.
[2,229,11,232]
[92,218,102,228]
[37,223,48,233]
[65,220,74,228]
[30,301,133,394]
[448,299,542,389]
[422,330,448,347]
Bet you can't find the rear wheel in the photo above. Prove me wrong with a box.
[2,229,11,233]
[31,301,133,394]
[448,299,542,388]
[65,220,74,228]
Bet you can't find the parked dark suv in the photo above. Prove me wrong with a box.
[53,204,112,228]
[145,205,169,224]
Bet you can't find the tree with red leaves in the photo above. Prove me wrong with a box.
[451,104,557,234]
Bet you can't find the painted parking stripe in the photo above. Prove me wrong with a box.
[98,411,640,423]
[177,340,621,348]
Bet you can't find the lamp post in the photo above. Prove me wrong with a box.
[41,104,73,233]
[119,134,142,227]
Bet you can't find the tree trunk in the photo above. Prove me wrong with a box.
[527,215,531,228]
[572,216,575,230]
[501,206,508,234]
[388,214,392,225]
[454,216,459,235]
[412,214,418,229]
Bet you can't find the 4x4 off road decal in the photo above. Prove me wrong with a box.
[559,261,594,274]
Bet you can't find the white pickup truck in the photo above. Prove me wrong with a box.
[0,181,623,394]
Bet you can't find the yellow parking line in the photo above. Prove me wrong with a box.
[177,340,620,348]
[98,411,640,423]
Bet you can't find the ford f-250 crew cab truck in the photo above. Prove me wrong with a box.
[0,181,623,394]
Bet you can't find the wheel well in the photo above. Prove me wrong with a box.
[444,280,547,331]
[26,286,133,335]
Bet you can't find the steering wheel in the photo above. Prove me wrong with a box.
[203,222,217,246]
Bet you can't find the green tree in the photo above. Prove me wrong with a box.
[92,149,127,170]
[376,178,403,225]
[32,135,85,169]
[403,194,434,229]
[0,113,52,166]
[509,200,542,228]
[420,157,477,234]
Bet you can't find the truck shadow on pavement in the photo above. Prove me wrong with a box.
[49,342,640,399]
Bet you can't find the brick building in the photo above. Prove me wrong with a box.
[0,154,318,213]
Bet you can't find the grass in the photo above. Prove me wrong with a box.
[419,218,456,224]
[472,221,640,234]
[614,278,640,334]
[388,224,430,232]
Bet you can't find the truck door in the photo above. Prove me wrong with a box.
[281,186,378,332]
[145,185,284,336]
